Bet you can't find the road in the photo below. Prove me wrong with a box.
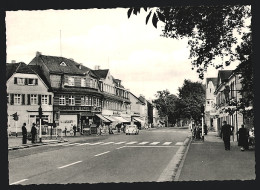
[9,127,190,185]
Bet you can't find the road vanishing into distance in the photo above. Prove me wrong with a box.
[9,127,190,185]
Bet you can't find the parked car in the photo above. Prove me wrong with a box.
[125,125,139,135]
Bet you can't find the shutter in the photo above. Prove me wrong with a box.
[49,95,52,105]
[22,94,25,105]
[27,94,31,105]
[25,78,28,85]
[35,79,38,85]
[14,77,17,84]
[38,95,41,105]
[66,95,69,105]
[10,94,14,105]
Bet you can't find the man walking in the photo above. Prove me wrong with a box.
[31,123,37,143]
[220,121,232,150]
[237,124,249,151]
[22,123,27,144]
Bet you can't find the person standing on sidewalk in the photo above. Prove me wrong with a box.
[22,123,27,144]
[31,123,37,143]
[220,121,232,150]
[237,124,249,151]
[73,125,77,136]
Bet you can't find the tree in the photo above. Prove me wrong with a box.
[128,5,251,78]
[152,90,178,126]
[177,79,205,123]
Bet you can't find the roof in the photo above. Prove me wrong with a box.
[129,91,145,105]
[206,78,218,88]
[6,62,37,79]
[92,69,109,79]
[217,70,233,89]
[28,65,52,90]
[6,63,20,80]
[29,54,86,75]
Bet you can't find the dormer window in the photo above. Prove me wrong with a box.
[60,62,67,66]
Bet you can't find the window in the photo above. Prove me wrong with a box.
[60,62,67,66]
[68,77,75,86]
[28,78,38,85]
[17,78,25,85]
[41,95,48,105]
[69,96,75,105]
[90,79,93,88]
[31,94,37,105]
[7,94,9,104]
[14,94,21,105]
[81,78,86,87]
[85,96,89,106]
[93,97,97,106]
[81,96,85,105]
[59,95,66,105]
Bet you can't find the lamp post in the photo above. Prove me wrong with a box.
[38,105,43,143]
[201,105,205,141]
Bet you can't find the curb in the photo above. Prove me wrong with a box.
[8,140,68,151]
[157,136,191,182]
[173,136,192,181]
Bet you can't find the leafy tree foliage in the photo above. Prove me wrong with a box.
[152,90,179,125]
[176,80,205,123]
[128,5,251,79]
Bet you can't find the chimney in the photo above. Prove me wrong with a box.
[11,60,16,63]
[79,63,82,69]
[94,65,100,70]
[36,51,42,57]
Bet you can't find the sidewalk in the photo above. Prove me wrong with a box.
[176,131,256,181]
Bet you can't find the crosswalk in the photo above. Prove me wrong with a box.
[48,141,183,147]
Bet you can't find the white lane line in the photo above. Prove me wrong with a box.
[116,146,125,149]
[49,142,70,146]
[77,142,91,146]
[139,142,149,145]
[150,142,160,145]
[175,142,184,145]
[10,179,28,185]
[101,142,114,145]
[89,142,104,145]
[163,142,172,145]
[114,141,126,144]
[58,161,82,169]
[94,151,110,157]
[62,143,80,146]
[126,141,138,145]
[124,146,177,148]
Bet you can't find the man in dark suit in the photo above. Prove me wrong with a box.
[22,123,27,144]
[220,121,232,150]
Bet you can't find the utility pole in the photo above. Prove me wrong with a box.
[201,105,205,141]
[38,105,43,143]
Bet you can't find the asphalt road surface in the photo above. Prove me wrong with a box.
[9,127,190,185]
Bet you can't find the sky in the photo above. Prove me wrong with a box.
[6,8,240,100]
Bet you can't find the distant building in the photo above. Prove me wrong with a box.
[6,62,53,135]
[205,77,218,131]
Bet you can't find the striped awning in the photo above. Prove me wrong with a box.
[103,115,118,122]
[95,114,110,122]
[133,117,144,123]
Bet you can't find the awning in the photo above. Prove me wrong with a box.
[95,114,111,122]
[113,116,130,123]
[122,117,131,122]
[103,115,118,122]
[133,117,144,123]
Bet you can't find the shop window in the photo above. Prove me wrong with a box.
[59,95,66,105]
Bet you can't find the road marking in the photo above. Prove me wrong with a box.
[94,151,110,157]
[175,142,184,145]
[58,161,82,169]
[114,141,126,144]
[101,142,114,145]
[150,142,160,145]
[139,142,149,145]
[124,146,177,148]
[77,142,91,146]
[163,142,172,145]
[49,142,70,146]
[126,141,138,145]
[90,142,104,145]
[63,143,80,146]
[116,146,125,149]
[10,179,28,185]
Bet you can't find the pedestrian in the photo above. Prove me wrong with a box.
[22,123,27,144]
[220,121,232,150]
[204,124,208,135]
[73,125,77,136]
[31,123,37,143]
[237,124,249,151]
[64,126,67,136]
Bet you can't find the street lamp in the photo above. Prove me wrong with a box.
[201,105,205,141]
[38,105,43,143]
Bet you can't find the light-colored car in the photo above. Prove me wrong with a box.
[125,125,139,135]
